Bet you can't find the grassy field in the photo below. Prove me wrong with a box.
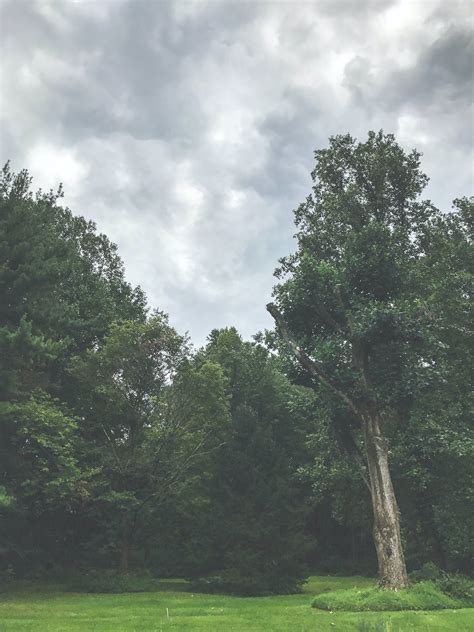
[1,576,473,631]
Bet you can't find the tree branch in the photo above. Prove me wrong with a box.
[267,302,371,491]
[266,302,361,417]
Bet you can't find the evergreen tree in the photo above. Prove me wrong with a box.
[0,163,146,570]
[190,328,312,595]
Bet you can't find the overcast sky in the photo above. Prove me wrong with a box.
[1,0,473,345]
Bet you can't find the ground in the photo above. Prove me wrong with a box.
[1,576,473,631]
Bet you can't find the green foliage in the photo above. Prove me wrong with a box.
[0,317,60,401]
[0,486,14,508]
[273,130,448,418]
[65,569,160,593]
[0,394,85,509]
[153,328,313,593]
[410,564,474,605]
[191,568,304,596]
[1,153,472,595]
[191,329,311,594]
[409,562,443,582]
[0,393,89,575]
[0,163,146,358]
[270,131,473,577]
[436,573,474,605]
[0,163,148,572]
[67,314,199,571]
[312,581,465,611]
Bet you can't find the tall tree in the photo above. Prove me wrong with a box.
[0,163,147,570]
[0,162,146,398]
[190,328,312,595]
[142,356,231,577]
[267,131,469,589]
[390,195,473,572]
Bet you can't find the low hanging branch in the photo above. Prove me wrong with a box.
[266,302,361,418]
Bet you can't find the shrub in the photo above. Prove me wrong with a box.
[191,568,305,596]
[409,562,474,606]
[316,555,376,577]
[0,565,15,592]
[312,581,464,611]
[436,572,474,605]
[409,562,443,582]
[66,569,160,593]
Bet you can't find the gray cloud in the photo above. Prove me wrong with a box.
[1,0,472,345]
[378,26,473,111]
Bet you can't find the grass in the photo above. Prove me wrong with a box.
[0,576,472,631]
[312,581,467,612]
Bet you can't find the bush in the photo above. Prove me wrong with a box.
[66,570,160,593]
[316,555,376,577]
[0,565,15,592]
[410,562,474,606]
[311,581,464,611]
[409,562,443,582]
[436,572,474,605]
[191,568,305,596]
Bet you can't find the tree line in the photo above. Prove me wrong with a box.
[0,131,472,594]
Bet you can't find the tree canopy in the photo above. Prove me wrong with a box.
[0,137,472,593]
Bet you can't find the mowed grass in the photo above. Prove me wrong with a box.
[1,576,473,631]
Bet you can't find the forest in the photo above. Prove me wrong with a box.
[0,132,473,617]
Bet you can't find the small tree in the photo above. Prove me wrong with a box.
[267,131,467,589]
[70,314,189,573]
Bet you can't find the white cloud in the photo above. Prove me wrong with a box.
[26,143,88,193]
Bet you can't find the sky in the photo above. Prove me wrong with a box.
[1,0,473,346]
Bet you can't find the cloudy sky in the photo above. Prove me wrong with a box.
[1,0,473,345]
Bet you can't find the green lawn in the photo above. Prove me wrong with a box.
[1,576,473,631]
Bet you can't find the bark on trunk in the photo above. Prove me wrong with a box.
[364,412,408,589]
[119,514,130,574]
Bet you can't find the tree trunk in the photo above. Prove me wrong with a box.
[119,514,130,574]
[364,412,408,589]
